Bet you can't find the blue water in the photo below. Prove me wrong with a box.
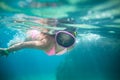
[0,0,120,80]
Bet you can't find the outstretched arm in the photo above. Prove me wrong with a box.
[0,41,46,56]
[8,41,44,52]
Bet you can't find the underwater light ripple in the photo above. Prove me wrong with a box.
[76,33,101,43]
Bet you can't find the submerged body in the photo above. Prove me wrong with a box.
[25,29,67,55]
[0,29,67,56]
[0,18,76,56]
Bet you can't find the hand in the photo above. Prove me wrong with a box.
[0,48,8,56]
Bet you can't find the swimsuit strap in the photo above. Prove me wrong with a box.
[46,45,56,56]
[46,44,67,56]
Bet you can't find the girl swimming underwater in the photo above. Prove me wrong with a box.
[0,18,76,56]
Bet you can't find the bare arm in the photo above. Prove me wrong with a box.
[7,41,46,53]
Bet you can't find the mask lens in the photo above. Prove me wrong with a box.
[56,31,75,47]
